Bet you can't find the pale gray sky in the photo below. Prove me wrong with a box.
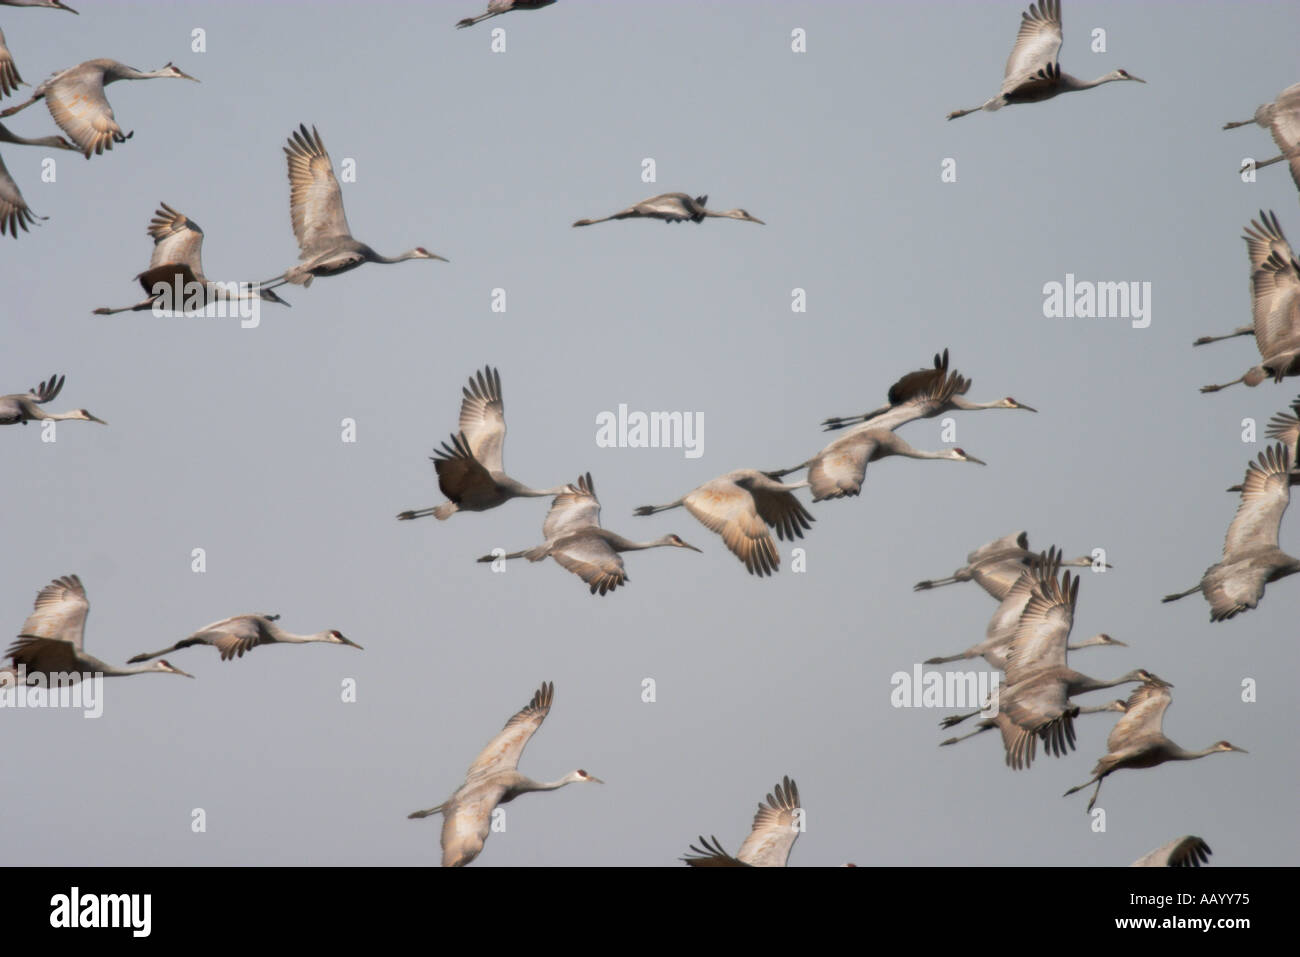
[2,0,1298,866]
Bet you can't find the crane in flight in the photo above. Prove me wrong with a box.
[262,125,447,290]
[1194,212,1292,347]
[946,0,1144,121]
[0,58,198,157]
[1131,836,1212,867]
[573,192,764,227]
[396,367,574,522]
[0,121,77,237]
[924,556,1123,670]
[407,682,602,867]
[819,349,1035,433]
[128,613,360,664]
[456,0,555,29]
[1163,444,1300,620]
[480,473,700,595]
[681,777,802,867]
[937,552,1154,766]
[3,575,192,683]
[94,203,289,314]
[1064,678,1246,812]
[913,530,1101,596]
[1201,241,1300,392]
[0,373,106,426]
[1224,82,1300,191]
[634,469,812,576]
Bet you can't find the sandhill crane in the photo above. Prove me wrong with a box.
[771,427,985,503]
[946,0,1144,121]
[924,560,1124,669]
[2,575,192,683]
[261,125,446,290]
[913,530,1102,597]
[0,59,197,158]
[0,29,24,99]
[1224,82,1300,191]
[128,613,360,664]
[1064,678,1245,812]
[820,349,1036,433]
[0,0,78,11]
[1132,835,1212,867]
[0,373,106,426]
[681,777,802,867]
[1194,212,1291,347]
[456,0,555,29]
[407,682,602,867]
[941,698,1127,760]
[396,367,572,522]
[0,121,76,237]
[1163,444,1300,620]
[1201,239,1300,391]
[480,473,700,595]
[93,203,289,315]
[572,192,765,227]
[938,555,1156,765]
[634,469,812,576]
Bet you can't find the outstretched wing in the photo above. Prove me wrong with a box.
[0,29,23,99]
[19,574,89,650]
[464,682,554,781]
[683,480,780,576]
[543,473,601,541]
[0,150,42,238]
[1223,444,1291,556]
[1242,210,1293,274]
[736,776,801,867]
[284,124,351,254]
[1002,551,1077,686]
[458,366,506,472]
[750,484,814,542]
[1107,681,1172,753]
[681,835,749,867]
[42,66,120,157]
[145,202,205,275]
[1250,252,1300,356]
[1002,0,1062,94]
[1132,835,1212,868]
[27,374,65,405]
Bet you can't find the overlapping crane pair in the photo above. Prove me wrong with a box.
[918,537,1245,812]
[394,354,1033,592]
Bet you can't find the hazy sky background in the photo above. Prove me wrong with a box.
[3,0,1298,866]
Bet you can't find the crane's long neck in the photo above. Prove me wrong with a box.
[1071,673,1132,694]
[599,532,675,553]
[0,125,65,149]
[950,397,1007,411]
[1169,745,1224,761]
[272,628,332,644]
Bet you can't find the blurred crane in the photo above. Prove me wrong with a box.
[681,777,802,867]
[129,613,360,663]
[0,373,105,426]
[1224,82,1300,191]
[573,192,764,227]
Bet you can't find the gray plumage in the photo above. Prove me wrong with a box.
[397,367,572,521]
[634,469,811,576]
[1064,679,1246,812]
[0,120,76,237]
[573,192,765,227]
[1163,444,1300,620]
[407,682,602,867]
[481,473,701,595]
[262,124,446,290]
[94,203,289,314]
[128,613,361,664]
[947,0,1144,120]
[1224,81,1300,192]
[0,373,106,426]
[682,776,802,867]
[0,58,198,157]
[3,575,192,682]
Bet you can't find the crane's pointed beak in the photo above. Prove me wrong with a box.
[586,775,605,784]
[88,414,108,425]
[964,455,987,466]
[679,541,703,553]
[340,636,364,650]
[1017,403,1038,413]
